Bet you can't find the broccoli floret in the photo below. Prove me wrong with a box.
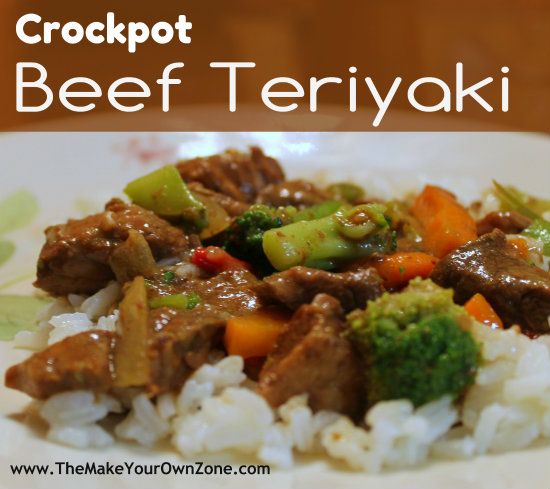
[348,278,480,407]
[222,204,291,274]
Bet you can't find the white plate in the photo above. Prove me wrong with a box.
[1,132,550,489]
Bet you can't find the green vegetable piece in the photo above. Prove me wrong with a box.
[292,201,342,222]
[348,278,479,407]
[186,292,201,309]
[149,292,201,310]
[0,190,39,236]
[222,202,344,275]
[124,165,206,227]
[222,205,289,275]
[0,241,15,267]
[262,203,395,271]
[0,295,52,341]
[162,271,176,283]
[493,181,548,220]
[523,219,550,256]
[494,181,550,256]
[326,182,365,203]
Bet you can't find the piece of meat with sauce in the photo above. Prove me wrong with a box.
[431,229,550,334]
[5,331,116,399]
[6,269,263,399]
[35,198,190,296]
[176,147,285,203]
[187,181,249,217]
[255,266,383,312]
[256,180,329,208]
[5,320,220,401]
[476,211,532,236]
[147,268,263,392]
[257,294,366,419]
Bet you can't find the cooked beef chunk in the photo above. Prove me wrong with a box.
[431,230,550,333]
[35,199,190,296]
[147,309,223,393]
[147,268,263,392]
[7,269,263,399]
[257,294,366,419]
[5,331,116,399]
[256,180,329,208]
[187,182,249,217]
[476,211,532,236]
[176,147,285,203]
[6,319,219,401]
[255,266,383,312]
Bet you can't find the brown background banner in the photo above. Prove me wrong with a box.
[1,0,549,131]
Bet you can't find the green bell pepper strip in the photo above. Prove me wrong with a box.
[124,165,206,228]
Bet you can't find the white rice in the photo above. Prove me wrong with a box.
[115,393,171,446]
[24,283,550,472]
[40,391,122,449]
[322,396,457,472]
[472,189,501,219]
[80,281,121,320]
[14,282,121,350]
[437,323,550,457]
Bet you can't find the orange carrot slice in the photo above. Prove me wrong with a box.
[225,308,290,359]
[507,237,530,260]
[464,293,503,329]
[371,252,439,289]
[412,185,477,258]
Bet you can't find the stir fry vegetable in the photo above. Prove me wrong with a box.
[222,205,289,273]
[114,276,150,388]
[507,237,530,260]
[523,220,550,255]
[292,201,341,222]
[192,246,251,274]
[222,203,344,274]
[149,292,201,310]
[197,195,232,240]
[369,251,438,289]
[108,230,157,283]
[225,308,290,359]
[349,279,479,407]
[124,165,207,228]
[162,271,176,283]
[262,204,396,271]
[412,185,477,258]
[464,293,503,329]
[493,181,550,218]
[494,181,550,255]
